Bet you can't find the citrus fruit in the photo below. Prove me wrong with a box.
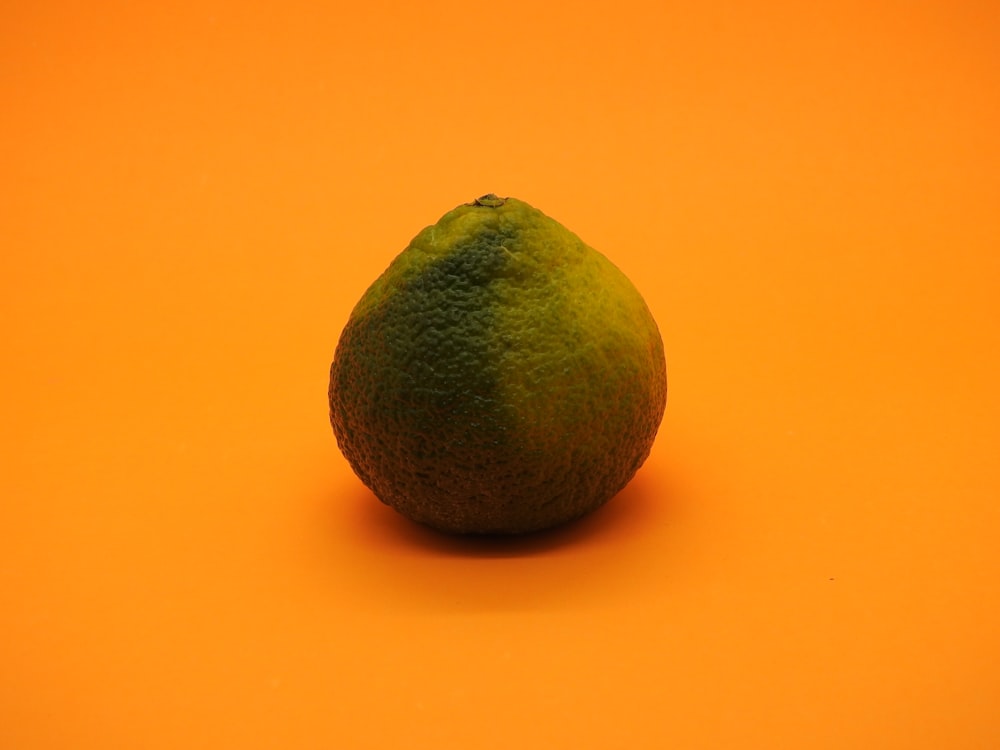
[328,194,667,534]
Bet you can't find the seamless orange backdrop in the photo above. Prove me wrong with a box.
[3,1,999,748]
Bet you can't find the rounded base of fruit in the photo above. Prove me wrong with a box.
[372,484,629,536]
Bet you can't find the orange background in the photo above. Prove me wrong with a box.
[3,1,999,747]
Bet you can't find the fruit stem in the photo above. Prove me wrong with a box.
[473,194,506,207]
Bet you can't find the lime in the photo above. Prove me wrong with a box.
[329,194,666,534]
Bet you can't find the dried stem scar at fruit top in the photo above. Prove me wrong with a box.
[328,194,667,535]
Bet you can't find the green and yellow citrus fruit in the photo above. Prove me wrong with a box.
[328,194,667,534]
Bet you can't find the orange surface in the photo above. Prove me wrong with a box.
[3,1,1000,747]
